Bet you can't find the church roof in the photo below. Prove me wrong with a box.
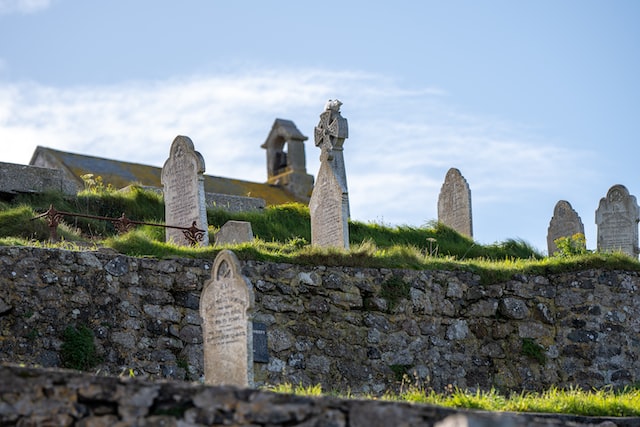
[29,146,304,206]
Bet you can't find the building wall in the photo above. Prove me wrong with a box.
[0,245,638,394]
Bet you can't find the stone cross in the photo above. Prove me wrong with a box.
[309,100,350,249]
[547,200,585,255]
[199,250,254,387]
[595,184,640,258]
[161,136,209,246]
[437,168,473,238]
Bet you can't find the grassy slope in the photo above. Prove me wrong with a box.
[1,187,639,285]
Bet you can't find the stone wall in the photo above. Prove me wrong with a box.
[0,245,638,395]
[2,364,633,427]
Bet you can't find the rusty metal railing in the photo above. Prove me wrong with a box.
[32,205,206,246]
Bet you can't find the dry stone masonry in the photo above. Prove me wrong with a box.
[309,100,350,249]
[437,168,473,238]
[161,135,210,246]
[596,184,640,258]
[4,364,630,427]
[547,200,585,255]
[1,246,639,396]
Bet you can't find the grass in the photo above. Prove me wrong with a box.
[1,187,639,285]
[267,382,640,418]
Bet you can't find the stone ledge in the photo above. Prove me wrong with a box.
[0,364,636,427]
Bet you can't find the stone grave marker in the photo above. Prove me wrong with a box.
[547,200,585,255]
[199,250,254,386]
[214,220,254,246]
[595,184,640,258]
[252,322,269,363]
[437,168,473,238]
[161,135,209,246]
[309,100,350,249]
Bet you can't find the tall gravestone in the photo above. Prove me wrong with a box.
[161,136,209,246]
[437,168,473,238]
[309,100,350,249]
[199,250,254,386]
[547,200,585,255]
[595,184,640,258]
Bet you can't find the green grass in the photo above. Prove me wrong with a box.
[1,187,640,285]
[268,383,640,418]
[397,385,640,417]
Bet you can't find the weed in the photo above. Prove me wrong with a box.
[61,324,101,371]
[380,275,411,311]
[521,338,546,365]
[554,233,589,257]
[388,364,413,381]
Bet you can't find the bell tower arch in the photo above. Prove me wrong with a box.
[261,119,314,202]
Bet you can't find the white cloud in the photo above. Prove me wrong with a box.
[0,0,52,14]
[0,68,597,249]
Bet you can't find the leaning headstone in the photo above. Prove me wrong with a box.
[309,100,350,249]
[547,200,585,255]
[199,250,254,386]
[437,168,473,238]
[161,136,209,246]
[595,184,640,258]
[214,220,254,245]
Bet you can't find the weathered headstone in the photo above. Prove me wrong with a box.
[437,168,473,238]
[546,200,585,255]
[161,136,209,246]
[199,250,254,386]
[309,100,350,249]
[214,220,254,246]
[595,184,640,258]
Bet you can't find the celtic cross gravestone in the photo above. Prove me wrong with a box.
[309,100,350,249]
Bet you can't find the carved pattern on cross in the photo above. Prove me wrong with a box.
[314,108,346,161]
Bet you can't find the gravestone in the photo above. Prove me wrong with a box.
[161,136,209,246]
[547,200,585,255]
[309,100,350,249]
[595,184,640,258]
[437,168,473,238]
[214,220,254,246]
[199,250,254,386]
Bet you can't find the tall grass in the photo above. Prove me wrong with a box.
[268,382,640,417]
[391,385,640,417]
[2,188,640,283]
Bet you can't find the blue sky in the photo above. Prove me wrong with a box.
[1,0,639,254]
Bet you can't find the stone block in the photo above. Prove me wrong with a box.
[214,220,254,245]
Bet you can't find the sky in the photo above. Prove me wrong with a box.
[1,0,639,254]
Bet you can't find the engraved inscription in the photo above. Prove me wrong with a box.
[595,184,640,258]
[161,136,209,246]
[200,250,253,386]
